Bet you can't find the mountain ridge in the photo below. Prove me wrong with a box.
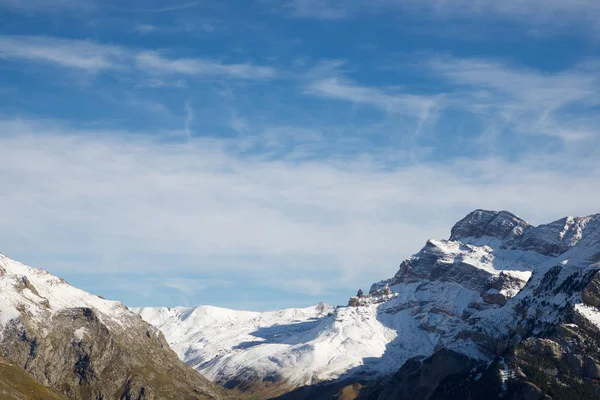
[136,209,600,399]
[0,252,230,400]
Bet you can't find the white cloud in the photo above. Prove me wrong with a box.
[427,57,600,141]
[0,0,94,12]
[283,0,600,33]
[1,118,599,304]
[429,57,598,109]
[134,24,158,34]
[409,0,600,24]
[303,57,600,143]
[285,0,349,19]
[163,278,207,295]
[133,1,202,13]
[135,51,277,80]
[0,35,278,81]
[266,277,340,296]
[306,77,438,118]
[183,99,195,140]
[0,36,124,71]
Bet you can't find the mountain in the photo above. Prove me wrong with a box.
[0,253,230,400]
[136,210,600,399]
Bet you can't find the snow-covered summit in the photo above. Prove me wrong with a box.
[451,209,600,257]
[135,210,600,396]
[0,253,132,331]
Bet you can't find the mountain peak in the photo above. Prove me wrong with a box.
[449,209,531,242]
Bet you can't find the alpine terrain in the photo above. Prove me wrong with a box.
[136,210,600,399]
[0,253,230,400]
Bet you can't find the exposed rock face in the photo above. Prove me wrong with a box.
[390,239,531,293]
[348,285,394,307]
[0,254,229,400]
[482,272,529,306]
[450,209,531,242]
[363,350,481,400]
[451,210,600,257]
[582,270,600,308]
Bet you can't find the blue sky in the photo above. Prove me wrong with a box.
[1,0,600,310]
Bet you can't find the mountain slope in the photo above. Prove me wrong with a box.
[0,355,68,400]
[136,210,600,399]
[0,253,230,400]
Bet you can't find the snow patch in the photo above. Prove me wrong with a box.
[74,327,88,341]
[575,304,600,329]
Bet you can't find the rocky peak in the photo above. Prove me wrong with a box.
[449,209,531,242]
[348,285,394,307]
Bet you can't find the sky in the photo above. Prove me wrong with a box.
[1,0,599,311]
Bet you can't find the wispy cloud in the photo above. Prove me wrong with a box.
[0,36,124,71]
[0,35,278,82]
[134,24,158,34]
[0,0,94,13]
[427,57,600,141]
[130,1,202,13]
[283,0,600,30]
[163,278,207,295]
[302,56,600,144]
[429,57,599,108]
[284,0,349,19]
[183,99,195,140]
[306,77,437,118]
[411,0,600,25]
[304,75,440,139]
[135,51,277,80]
[133,21,217,36]
[265,277,339,296]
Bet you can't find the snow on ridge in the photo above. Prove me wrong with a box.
[134,301,349,385]
[574,304,600,329]
[0,253,132,331]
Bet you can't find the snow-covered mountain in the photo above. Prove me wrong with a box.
[136,210,600,398]
[0,253,229,399]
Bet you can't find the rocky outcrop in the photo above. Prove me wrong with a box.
[450,209,531,242]
[389,239,531,294]
[582,270,600,308]
[364,350,481,400]
[482,272,529,306]
[451,210,600,258]
[348,285,394,307]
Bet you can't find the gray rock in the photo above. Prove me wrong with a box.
[583,270,600,308]
[450,209,531,242]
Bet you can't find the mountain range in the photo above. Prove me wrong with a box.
[2,209,600,399]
